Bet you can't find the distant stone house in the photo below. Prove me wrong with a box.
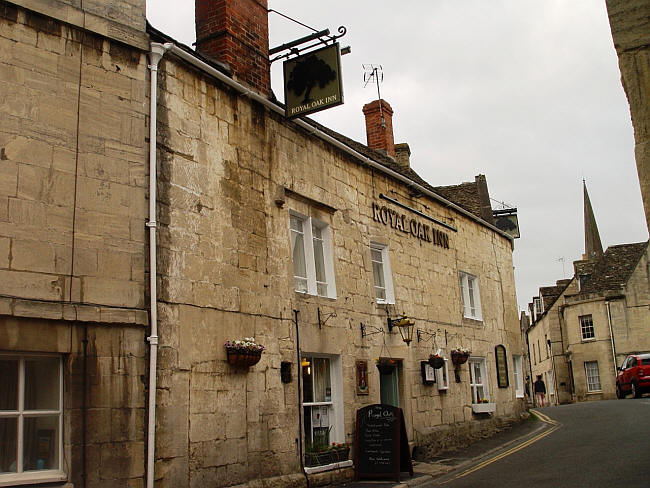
[0,1,525,487]
[525,183,650,404]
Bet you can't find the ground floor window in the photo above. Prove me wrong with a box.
[584,361,602,392]
[469,358,489,403]
[513,355,524,398]
[302,355,343,452]
[0,354,64,485]
[547,369,555,396]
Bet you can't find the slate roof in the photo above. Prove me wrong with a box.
[310,121,490,221]
[147,23,494,226]
[579,241,648,294]
[540,280,571,310]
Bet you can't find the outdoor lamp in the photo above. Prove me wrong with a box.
[388,315,415,345]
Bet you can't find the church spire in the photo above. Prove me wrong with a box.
[583,181,603,260]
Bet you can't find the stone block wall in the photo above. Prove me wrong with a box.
[154,49,523,487]
[0,2,148,317]
[606,0,650,230]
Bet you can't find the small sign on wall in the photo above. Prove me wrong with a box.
[495,345,509,388]
[356,360,369,395]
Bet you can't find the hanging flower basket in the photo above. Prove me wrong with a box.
[451,348,471,366]
[227,350,262,367]
[428,354,445,369]
[375,357,396,374]
[225,337,264,368]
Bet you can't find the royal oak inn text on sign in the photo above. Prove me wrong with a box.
[372,202,450,249]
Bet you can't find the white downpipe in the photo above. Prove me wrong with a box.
[164,44,514,246]
[146,42,173,488]
[606,301,618,375]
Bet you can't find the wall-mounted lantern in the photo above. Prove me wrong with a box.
[387,314,415,345]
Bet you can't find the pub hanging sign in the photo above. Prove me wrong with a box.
[283,43,344,119]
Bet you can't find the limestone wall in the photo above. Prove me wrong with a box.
[606,0,650,231]
[0,5,148,487]
[0,3,149,320]
[154,50,523,487]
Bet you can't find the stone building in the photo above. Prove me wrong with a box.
[606,0,650,231]
[525,183,650,404]
[0,1,524,487]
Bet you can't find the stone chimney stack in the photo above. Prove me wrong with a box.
[394,143,410,168]
[195,0,270,96]
[363,99,395,158]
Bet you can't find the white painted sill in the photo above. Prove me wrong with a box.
[471,402,496,413]
[304,459,353,474]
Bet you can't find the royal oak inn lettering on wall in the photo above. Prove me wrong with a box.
[372,202,450,249]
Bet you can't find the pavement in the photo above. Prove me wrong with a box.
[334,413,549,488]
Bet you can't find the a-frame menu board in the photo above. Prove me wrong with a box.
[354,404,413,482]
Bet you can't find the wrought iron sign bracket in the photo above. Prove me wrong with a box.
[269,25,348,63]
[416,330,436,343]
[317,308,336,329]
[360,322,384,339]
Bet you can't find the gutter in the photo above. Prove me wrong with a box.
[162,43,514,247]
[145,42,173,488]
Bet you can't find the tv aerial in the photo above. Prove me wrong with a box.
[363,64,386,127]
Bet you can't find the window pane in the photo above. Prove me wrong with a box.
[295,277,308,293]
[23,416,59,471]
[313,358,331,402]
[24,358,60,411]
[0,359,19,410]
[472,362,482,384]
[291,227,307,284]
[372,260,385,289]
[0,418,17,473]
[302,358,314,403]
[290,215,303,232]
[370,248,382,263]
[313,236,326,285]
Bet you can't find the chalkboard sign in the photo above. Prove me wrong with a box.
[355,404,413,482]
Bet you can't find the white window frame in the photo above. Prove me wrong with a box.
[301,354,344,447]
[290,211,337,299]
[370,243,395,304]
[584,361,602,392]
[0,354,66,486]
[533,297,543,321]
[547,369,555,396]
[469,357,490,403]
[459,271,482,320]
[513,355,524,398]
[579,315,595,341]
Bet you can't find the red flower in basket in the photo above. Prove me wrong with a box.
[451,347,471,366]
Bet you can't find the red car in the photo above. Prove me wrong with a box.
[616,353,650,398]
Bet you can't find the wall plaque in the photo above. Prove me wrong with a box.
[495,345,509,388]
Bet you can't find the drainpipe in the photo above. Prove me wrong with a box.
[606,301,618,376]
[146,42,173,488]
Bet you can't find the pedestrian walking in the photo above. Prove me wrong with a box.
[534,375,546,407]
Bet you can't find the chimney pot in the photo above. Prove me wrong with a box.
[363,99,395,158]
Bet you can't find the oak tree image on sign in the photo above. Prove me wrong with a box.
[287,54,336,104]
[283,43,344,118]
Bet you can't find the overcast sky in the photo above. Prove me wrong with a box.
[146,1,648,313]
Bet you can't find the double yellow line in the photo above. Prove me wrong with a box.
[440,409,559,484]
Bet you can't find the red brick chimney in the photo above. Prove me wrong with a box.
[363,99,395,158]
[195,0,270,97]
